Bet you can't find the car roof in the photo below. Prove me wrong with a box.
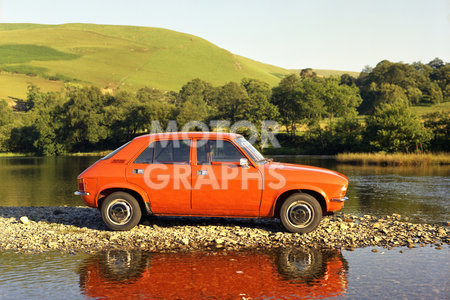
[133,132,242,141]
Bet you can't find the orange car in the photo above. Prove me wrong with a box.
[79,249,348,299]
[75,132,348,232]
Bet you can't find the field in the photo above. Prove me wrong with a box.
[0,23,292,100]
[0,73,64,104]
[410,102,450,116]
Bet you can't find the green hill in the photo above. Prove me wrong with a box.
[0,23,292,101]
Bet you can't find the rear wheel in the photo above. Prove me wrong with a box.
[101,192,142,231]
[280,193,322,233]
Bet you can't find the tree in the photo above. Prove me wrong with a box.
[271,74,304,136]
[178,78,217,107]
[356,59,441,112]
[31,92,66,155]
[420,81,443,104]
[176,79,215,127]
[133,87,177,133]
[103,90,140,144]
[364,99,432,152]
[428,57,444,70]
[176,98,210,127]
[300,68,316,78]
[0,100,14,151]
[323,77,362,124]
[215,82,251,124]
[423,111,450,151]
[324,114,364,154]
[340,74,356,86]
[60,86,109,151]
[429,63,450,101]
[241,78,279,122]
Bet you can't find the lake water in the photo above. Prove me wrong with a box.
[0,155,448,299]
[0,247,448,299]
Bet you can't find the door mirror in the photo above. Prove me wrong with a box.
[240,158,250,169]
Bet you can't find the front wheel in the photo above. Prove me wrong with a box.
[280,193,322,233]
[101,192,142,231]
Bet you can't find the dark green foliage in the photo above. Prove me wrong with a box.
[429,64,450,101]
[357,58,449,113]
[61,86,109,151]
[423,111,450,151]
[0,100,14,151]
[340,74,356,86]
[327,115,365,153]
[300,68,316,78]
[176,79,215,127]
[271,74,304,136]
[364,100,432,152]
[240,78,279,123]
[215,82,251,123]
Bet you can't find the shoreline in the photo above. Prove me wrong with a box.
[336,152,450,166]
[0,206,447,254]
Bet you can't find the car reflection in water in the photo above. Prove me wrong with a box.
[79,248,348,299]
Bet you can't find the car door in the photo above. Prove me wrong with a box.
[191,139,262,216]
[126,138,192,214]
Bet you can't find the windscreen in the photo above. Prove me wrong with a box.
[235,137,265,162]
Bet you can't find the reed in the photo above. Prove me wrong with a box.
[0,152,34,157]
[68,151,112,157]
[336,152,450,166]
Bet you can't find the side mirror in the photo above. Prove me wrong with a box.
[240,158,250,169]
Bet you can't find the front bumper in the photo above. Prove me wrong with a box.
[74,191,90,196]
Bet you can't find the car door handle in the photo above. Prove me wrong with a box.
[133,169,144,174]
[197,170,208,175]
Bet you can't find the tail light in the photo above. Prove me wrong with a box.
[78,178,86,191]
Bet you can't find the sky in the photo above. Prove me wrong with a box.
[0,0,449,71]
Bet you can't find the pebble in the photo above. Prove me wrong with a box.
[19,216,29,224]
[0,207,448,254]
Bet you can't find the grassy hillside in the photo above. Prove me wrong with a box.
[0,73,64,105]
[0,23,292,101]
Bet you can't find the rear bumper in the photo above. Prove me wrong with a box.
[74,191,90,196]
[331,196,348,202]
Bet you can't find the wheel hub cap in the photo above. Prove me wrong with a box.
[109,200,132,225]
[288,203,313,227]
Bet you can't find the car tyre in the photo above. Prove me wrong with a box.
[101,192,142,231]
[275,248,324,283]
[280,193,322,233]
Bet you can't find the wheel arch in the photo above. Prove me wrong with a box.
[273,189,327,218]
[97,186,152,215]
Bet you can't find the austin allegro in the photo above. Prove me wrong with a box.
[75,132,348,233]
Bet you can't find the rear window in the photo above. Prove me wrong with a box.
[134,139,191,164]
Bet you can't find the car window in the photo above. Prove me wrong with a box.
[135,139,191,164]
[134,147,153,164]
[197,140,244,164]
[235,137,265,162]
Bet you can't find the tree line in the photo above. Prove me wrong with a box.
[0,58,448,155]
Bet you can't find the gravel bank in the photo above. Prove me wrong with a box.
[0,206,448,254]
